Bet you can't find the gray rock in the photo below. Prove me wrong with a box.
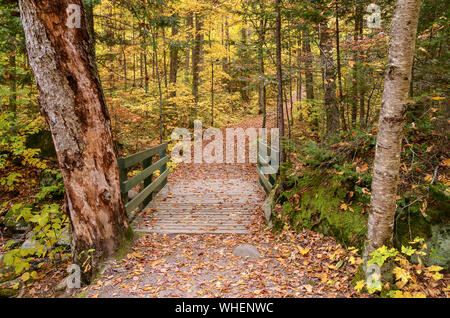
[55,279,67,292]
[128,189,139,200]
[21,238,37,250]
[233,244,261,259]
[57,227,71,246]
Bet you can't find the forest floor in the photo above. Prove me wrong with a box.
[67,113,366,298]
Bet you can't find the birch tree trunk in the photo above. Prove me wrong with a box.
[19,0,130,281]
[364,0,421,266]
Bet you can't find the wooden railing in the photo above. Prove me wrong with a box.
[118,143,169,219]
[257,140,279,194]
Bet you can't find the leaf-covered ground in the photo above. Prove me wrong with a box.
[82,230,365,298]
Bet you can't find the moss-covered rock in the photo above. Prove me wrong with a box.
[0,288,18,298]
[275,170,368,249]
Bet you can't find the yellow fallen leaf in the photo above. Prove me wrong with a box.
[297,247,310,256]
[21,272,30,282]
[150,259,166,267]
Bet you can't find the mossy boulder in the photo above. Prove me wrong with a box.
[275,171,368,249]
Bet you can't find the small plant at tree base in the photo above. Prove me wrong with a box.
[1,203,70,282]
[354,237,444,298]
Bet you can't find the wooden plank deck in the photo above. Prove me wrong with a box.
[133,179,262,234]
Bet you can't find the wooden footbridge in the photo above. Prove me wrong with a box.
[117,140,278,234]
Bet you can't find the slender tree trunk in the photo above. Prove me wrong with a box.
[132,23,136,87]
[162,28,168,90]
[191,13,202,123]
[335,2,346,131]
[169,22,179,98]
[19,0,130,281]
[364,0,421,271]
[302,28,314,100]
[122,15,127,91]
[8,53,17,116]
[258,37,267,126]
[275,0,285,163]
[319,23,340,138]
[358,16,366,128]
[225,18,230,70]
[152,31,164,143]
[185,13,193,81]
[210,31,215,126]
[297,28,303,118]
[239,25,250,103]
[351,9,359,127]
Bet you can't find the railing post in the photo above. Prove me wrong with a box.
[117,158,128,206]
[142,156,153,207]
[159,148,167,188]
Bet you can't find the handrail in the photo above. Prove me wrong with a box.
[118,143,168,220]
[257,139,279,194]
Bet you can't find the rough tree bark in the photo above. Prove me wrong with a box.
[364,0,421,268]
[19,0,130,281]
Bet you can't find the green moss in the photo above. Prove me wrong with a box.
[114,225,135,261]
[276,171,368,249]
[0,288,18,298]
[351,264,365,287]
[76,291,87,298]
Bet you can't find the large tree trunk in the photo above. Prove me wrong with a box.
[364,0,421,268]
[319,22,340,138]
[19,0,130,281]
